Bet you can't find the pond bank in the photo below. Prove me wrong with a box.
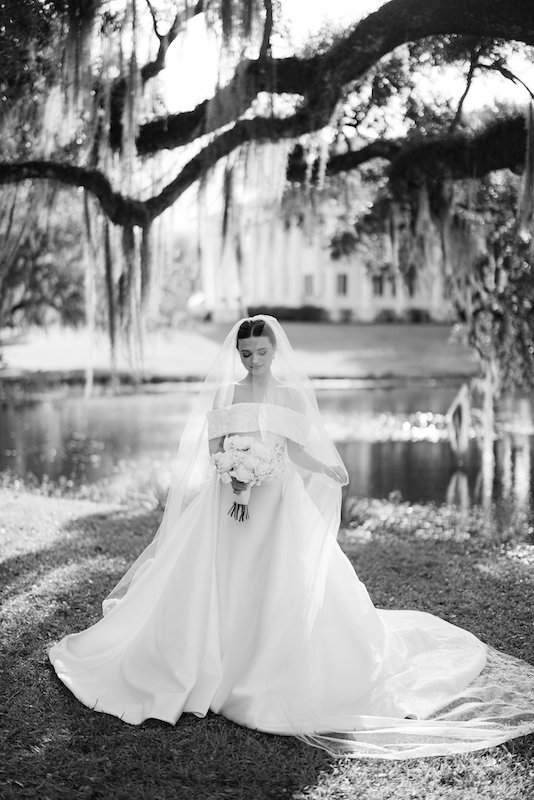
[0,322,478,400]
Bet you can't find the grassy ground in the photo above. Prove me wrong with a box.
[1,487,534,800]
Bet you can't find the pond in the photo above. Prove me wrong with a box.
[1,384,533,510]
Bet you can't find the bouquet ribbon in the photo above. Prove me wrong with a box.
[228,485,251,522]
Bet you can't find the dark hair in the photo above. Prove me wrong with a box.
[236,318,276,349]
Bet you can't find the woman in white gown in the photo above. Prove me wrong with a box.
[49,316,534,759]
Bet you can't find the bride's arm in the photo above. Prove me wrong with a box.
[286,440,346,483]
[208,436,225,455]
[208,385,233,456]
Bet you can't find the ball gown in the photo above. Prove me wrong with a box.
[49,402,534,759]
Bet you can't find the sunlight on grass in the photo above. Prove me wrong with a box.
[1,558,124,626]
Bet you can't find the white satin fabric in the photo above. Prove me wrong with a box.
[49,404,534,759]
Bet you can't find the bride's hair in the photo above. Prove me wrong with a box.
[236,318,277,348]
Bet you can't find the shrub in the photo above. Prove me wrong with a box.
[247,305,327,322]
[374,308,400,323]
[403,308,432,323]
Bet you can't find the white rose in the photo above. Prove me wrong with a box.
[242,455,261,470]
[220,473,232,484]
[233,466,254,484]
[255,461,271,477]
[217,451,234,472]
[250,442,271,459]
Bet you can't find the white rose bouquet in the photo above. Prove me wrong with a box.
[212,435,287,521]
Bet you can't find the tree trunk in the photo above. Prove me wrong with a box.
[479,358,497,511]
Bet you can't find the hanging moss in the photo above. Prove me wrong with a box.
[221,0,233,43]
[222,159,234,248]
[82,191,97,397]
[120,0,141,173]
[103,217,117,376]
[61,0,100,120]
[140,222,152,311]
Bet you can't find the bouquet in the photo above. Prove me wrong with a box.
[212,435,287,521]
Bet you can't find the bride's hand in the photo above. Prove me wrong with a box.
[231,477,248,493]
[324,466,347,484]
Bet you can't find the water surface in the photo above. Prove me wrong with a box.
[1,385,532,509]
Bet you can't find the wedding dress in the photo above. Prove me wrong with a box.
[49,316,534,759]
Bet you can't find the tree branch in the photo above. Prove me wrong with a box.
[108,1,204,150]
[478,60,534,100]
[136,55,317,155]
[286,140,403,182]
[259,0,273,61]
[450,45,481,133]
[144,0,161,39]
[140,0,204,83]
[145,112,314,219]
[388,113,528,190]
[135,0,534,156]
[0,162,149,227]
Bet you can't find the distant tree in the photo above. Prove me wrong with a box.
[0,185,85,330]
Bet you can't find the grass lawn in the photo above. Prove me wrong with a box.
[0,322,478,383]
[1,487,534,800]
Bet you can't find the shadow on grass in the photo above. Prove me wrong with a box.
[0,506,161,617]
[2,501,534,799]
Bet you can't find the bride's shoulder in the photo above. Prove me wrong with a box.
[213,383,236,409]
[272,383,306,414]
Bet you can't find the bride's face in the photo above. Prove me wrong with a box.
[237,336,275,377]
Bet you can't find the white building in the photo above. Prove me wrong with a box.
[198,205,451,323]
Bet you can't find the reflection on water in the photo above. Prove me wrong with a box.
[338,439,470,505]
[493,403,532,510]
[0,393,194,494]
[0,386,533,511]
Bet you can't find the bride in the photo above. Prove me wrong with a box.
[49,315,534,759]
